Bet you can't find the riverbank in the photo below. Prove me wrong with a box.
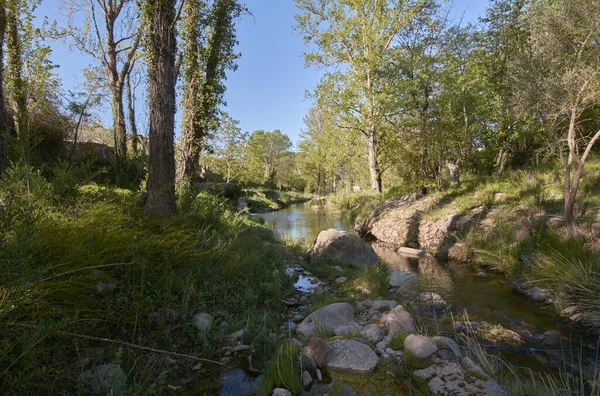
[334,160,600,332]
[244,187,312,213]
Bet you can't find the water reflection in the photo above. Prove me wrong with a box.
[260,201,354,240]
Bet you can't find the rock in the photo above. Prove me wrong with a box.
[302,370,313,387]
[334,277,348,284]
[309,229,379,267]
[355,198,425,247]
[361,324,384,344]
[333,265,343,272]
[380,305,416,335]
[432,336,461,359]
[95,281,116,294]
[475,271,488,278]
[324,339,379,374]
[413,360,509,396]
[396,247,427,258]
[418,292,447,310]
[494,192,508,202]
[561,306,578,317]
[81,363,127,395]
[219,357,232,364]
[193,313,213,332]
[316,368,323,381]
[192,363,202,371]
[514,223,530,241]
[356,299,398,312]
[224,329,244,344]
[523,286,553,303]
[293,314,304,322]
[546,216,565,229]
[297,303,362,339]
[272,388,292,396]
[404,334,438,360]
[231,345,250,353]
[307,337,330,367]
[163,356,177,366]
[461,357,488,379]
[355,284,372,295]
[418,215,458,252]
[447,243,472,263]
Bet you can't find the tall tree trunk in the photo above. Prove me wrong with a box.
[143,0,177,216]
[110,85,128,165]
[367,125,382,193]
[0,1,8,175]
[126,73,138,156]
[6,0,26,143]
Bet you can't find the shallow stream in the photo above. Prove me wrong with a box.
[206,201,598,395]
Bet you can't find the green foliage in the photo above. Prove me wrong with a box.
[257,341,302,396]
[389,332,408,350]
[0,167,293,393]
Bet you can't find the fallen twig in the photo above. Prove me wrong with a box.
[61,331,226,366]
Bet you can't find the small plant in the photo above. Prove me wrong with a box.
[257,341,302,396]
[389,332,409,350]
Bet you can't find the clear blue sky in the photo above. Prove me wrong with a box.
[37,0,489,145]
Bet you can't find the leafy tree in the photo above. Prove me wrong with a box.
[202,112,248,183]
[176,0,241,181]
[244,129,292,185]
[519,0,600,236]
[6,0,27,139]
[295,0,430,193]
[142,0,177,216]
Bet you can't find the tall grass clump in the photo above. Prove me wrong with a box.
[257,341,302,396]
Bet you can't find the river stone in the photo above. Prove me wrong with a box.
[307,338,330,367]
[193,313,213,332]
[324,339,379,374]
[447,243,472,262]
[81,363,127,395]
[418,292,447,309]
[380,305,416,335]
[272,389,292,396]
[413,360,509,396]
[302,370,313,387]
[309,229,379,267]
[404,335,438,360]
[297,303,362,339]
[432,336,461,359]
[361,324,384,344]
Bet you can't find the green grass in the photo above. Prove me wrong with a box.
[0,166,294,394]
[256,341,302,396]
[389,332,409,350]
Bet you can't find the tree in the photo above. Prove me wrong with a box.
[176,0,241,181]
[142,0,177,216]
[295,0,429,192]
[520,0,600,236]
[59,0,143,170]
[202,112,248,182]
[245,129,292,184]
[6,0,27,139]
[0,1,8,174]
[478,0,529,176]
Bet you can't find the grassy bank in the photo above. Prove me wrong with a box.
[0,165,295,394]
[243,187,311,213]
[336,158,600,330]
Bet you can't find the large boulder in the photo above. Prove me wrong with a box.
[404,334,438,360]
[309,229,378,267]
[355,195,429,248]
[296,303,362,339]
[380,305,416,336]
[324,339,379,374]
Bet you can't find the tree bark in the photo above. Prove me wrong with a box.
[126,73,138,156]
[0,1,8,175]
[144,0,177,216]
[367,125,382,193]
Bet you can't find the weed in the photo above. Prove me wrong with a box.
[257,341,302,396]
